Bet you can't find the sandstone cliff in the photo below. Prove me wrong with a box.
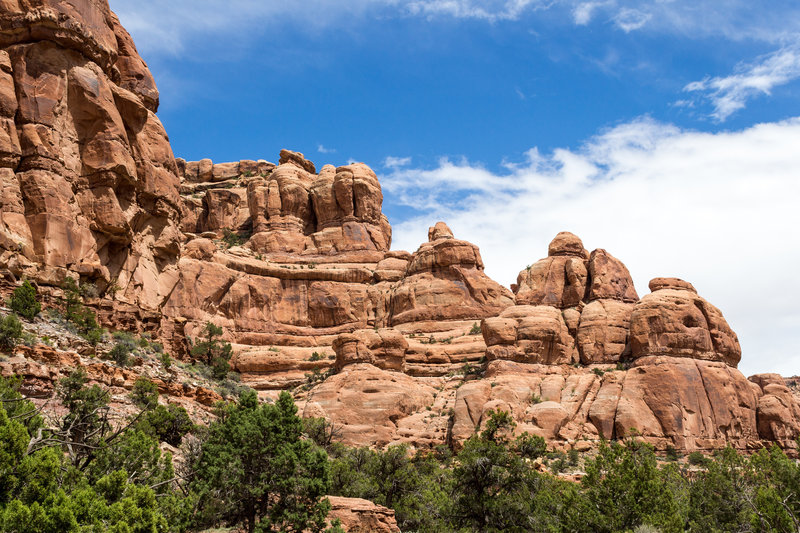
[0,0,181,314]
[1,0,798,459]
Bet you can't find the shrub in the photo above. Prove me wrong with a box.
[666,445,681,461]
[568,448,580,466]
[309,351,324,362]
[221,228,251,248]
[61,278,103,345]
[0,313,23,350]
[303,368,336,388]
[592,368,606,377]
[9,280,40,320]
[191,322,233,380]
[160,351,172,369]
[109,337,136,367]
[530,393,542,404]
[303,417,342,450]
[688,451,709,466]
[130,377,159,410]
[138,403,194,446]
[483,409,516,444]
[549,451,569,473]
[514,433,547,459]
[469,322,481,335]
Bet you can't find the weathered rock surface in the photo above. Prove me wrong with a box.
[0,0,181,311]
[387,222,514,325]
[1,0,798,464]
[327,496,400,533]
[630,278,741,366]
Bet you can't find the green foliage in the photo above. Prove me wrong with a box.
[469,322,481,335]
[0,376,42,435]
[482,409,516,444]
[56,368,111,469]
[130,377,159,411]
[190,322,233,380]
[221,228,251,248]
[303,417,341,451]
[548,450,569,474]
[579,439,690,533]
[159,351,172,369]
[10,371,800,533]
[448,428,575,532]
[328,444,449,532]
[666,444,681,461]
[514,433,548,460]
[688,451,710,466]
[592,367,606,377]
[190,390,335,533]
[302,368,336,390]
[108,339,135,367]
[137,404,194,447]
[0,375,170,532]
[0,314,23,351]
[61,278,103,345]
[9,281,40,320]
[309,351,324,362]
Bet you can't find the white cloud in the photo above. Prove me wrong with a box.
[572,2,603,25]
[317,144,336,154]
[109,0,549,56]
[406,0,548,22]
[612,8,651,32]
[384,156,413,169]
[383,117,800,376]
[684,45,800,121]
[111,0,800,57]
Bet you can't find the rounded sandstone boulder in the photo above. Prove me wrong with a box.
[629,278,741,366]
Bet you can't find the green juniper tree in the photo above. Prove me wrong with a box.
[9,280,40,321]
[191,390,340,533]
[190,322,233,380]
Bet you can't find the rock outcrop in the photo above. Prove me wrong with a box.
[327,496,400,533]
[0,0,181,311]
[1,0,798,461]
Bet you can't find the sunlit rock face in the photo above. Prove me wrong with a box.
[0,0,181,310]
[1,1,798,459]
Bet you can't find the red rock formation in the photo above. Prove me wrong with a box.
[387,222,513,325]
[1,0,798,461]
[630,277,741,366]
[327,496,400,533]
[0,0,181,311]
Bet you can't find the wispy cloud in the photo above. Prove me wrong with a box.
[110,0,551,56]
[383,117,800,376]
[572,1,604,25]
[406,0,549,22]
[612,8,651,32]
[684,45,800,121]
[384,156,413,169]
[112,0,800,57]
[317,144,336,154]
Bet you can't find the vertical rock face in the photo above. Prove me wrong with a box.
[0,0,181,310]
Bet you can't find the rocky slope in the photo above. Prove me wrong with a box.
[1,0,799,463]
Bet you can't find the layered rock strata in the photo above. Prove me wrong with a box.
[0,0,181,311]
[1,0,798,460]
[302,233,799,453]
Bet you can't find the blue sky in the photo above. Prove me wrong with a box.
[111,0,800,377]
